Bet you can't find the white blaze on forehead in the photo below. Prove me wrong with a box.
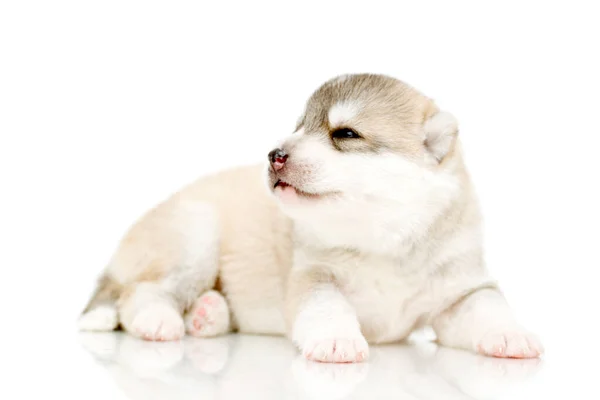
[328,101,361,128]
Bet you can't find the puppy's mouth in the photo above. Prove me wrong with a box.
[273,179,332,200]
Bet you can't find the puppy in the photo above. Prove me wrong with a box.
[79,74,543,362]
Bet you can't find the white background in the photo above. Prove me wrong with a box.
[1,1,599,399]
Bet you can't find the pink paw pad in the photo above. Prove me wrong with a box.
[184,291,230,338]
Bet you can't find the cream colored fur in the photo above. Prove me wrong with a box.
[79,74,543,362]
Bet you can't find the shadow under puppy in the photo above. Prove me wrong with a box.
[79,74,543,362]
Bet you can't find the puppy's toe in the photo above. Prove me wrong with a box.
[130,304,185,341]
[303,336,369,363]
[477,330,543,359]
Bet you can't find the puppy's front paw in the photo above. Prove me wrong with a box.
[302,335,369,363]
[477,329,543,359]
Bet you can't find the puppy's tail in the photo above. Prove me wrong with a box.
[78,274,121,331]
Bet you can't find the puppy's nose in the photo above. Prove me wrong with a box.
[268,148,288,171]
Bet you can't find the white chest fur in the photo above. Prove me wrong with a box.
[295,247,435,344]
[337,253,432,343]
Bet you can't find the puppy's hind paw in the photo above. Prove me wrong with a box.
[184,290,231,338]
[130,303,185,342]
[78,305,118,332]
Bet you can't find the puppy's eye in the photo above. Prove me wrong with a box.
[331,128,361,139]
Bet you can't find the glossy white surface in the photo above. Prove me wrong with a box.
[2,2,599,399]
[78,332,564,399]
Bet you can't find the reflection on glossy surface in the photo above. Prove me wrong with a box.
[80,332,542,400]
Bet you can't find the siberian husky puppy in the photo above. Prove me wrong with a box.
[79,74,543,362]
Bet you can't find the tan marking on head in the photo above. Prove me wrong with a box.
[300,74,444,159]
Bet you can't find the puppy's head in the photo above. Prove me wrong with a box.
[266,74,462,251]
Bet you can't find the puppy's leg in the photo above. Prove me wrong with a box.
[432,288,544,358]
[119,282,185,341]
[286,269,368,363]
[80,197,221,342]
[184,290,231,337]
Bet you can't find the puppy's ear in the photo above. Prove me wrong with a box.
[423,111,458,162]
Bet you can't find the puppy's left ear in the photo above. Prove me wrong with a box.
[423,111,458,162]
